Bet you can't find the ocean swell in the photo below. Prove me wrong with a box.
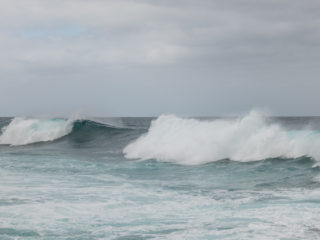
[124,111,320,164]
[0,117,124,146]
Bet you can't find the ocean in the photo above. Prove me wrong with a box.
[0,111,320,239]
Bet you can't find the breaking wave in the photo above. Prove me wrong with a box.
[0,117,124,146]
[124,111,320,165]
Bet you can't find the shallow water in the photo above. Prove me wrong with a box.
[1,113,320,239]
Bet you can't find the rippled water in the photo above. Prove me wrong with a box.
[1,114,320,239]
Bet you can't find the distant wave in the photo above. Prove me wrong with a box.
[123,111,320,165]
[0,117,125,146]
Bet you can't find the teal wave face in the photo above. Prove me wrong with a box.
[65,119,134,144]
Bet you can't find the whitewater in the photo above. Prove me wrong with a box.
[1,111,320,239]
[2,111,320,163]
[124,111,320,164]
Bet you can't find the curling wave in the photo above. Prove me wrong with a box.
[124,111,320,165]
[0,117,124,146]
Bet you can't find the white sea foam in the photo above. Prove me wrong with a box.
[124,111,320,164]
[0,117,74,146]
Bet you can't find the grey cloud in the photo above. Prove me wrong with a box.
[1,0,319,66]
[0,0,319,116]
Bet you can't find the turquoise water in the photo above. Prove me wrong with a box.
[1,114,320,239]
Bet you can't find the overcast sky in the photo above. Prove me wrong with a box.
[0,0,320,116]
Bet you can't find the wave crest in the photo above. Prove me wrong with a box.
[123,111,320,165]
[0,117,124,146]
[0,118,73,146]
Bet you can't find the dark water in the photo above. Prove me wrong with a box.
[1,113,320,239]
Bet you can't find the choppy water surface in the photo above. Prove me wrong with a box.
[1,112,320,239]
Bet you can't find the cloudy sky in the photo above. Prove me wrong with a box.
[0,0,320,116]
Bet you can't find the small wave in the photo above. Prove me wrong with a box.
[123,111,320,165]
[0,117,125,146]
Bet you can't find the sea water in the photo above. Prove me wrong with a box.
[0,111,320,239]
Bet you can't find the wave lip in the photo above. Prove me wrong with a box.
[123,111,320,165]
[0,117,74,146]
[0,117,129,146]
